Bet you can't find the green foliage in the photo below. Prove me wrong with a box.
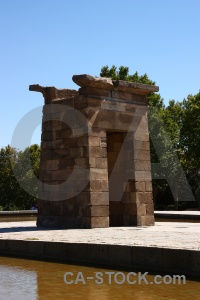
[180,92,200,170]
[0,144,40,210]
[100,65,155,84]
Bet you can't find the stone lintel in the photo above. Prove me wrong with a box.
[29,84,78,103]
[113,80,159,95]
[72,74,159,96]
[72,74,113,90]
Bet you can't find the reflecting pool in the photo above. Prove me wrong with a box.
[0,256,199,300]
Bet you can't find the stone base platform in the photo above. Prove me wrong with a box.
[0,221,199,278]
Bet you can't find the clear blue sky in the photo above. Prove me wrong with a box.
[1,0,199,149]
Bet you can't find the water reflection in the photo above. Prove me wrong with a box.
[0,264,37,300]
[0,256,199,300]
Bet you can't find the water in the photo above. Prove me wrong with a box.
[0,256,199,300]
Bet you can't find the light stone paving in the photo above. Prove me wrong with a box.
[0,221,199,250]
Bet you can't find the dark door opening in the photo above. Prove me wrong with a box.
[107,131,137,226]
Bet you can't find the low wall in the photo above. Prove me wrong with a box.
[0,211,199,223]
[0,211,37,222]
[154,211,200,222]
[0,239,199,278]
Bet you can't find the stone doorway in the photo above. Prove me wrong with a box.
[107,131,138,226]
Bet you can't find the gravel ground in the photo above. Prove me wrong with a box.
[0,221,199,250]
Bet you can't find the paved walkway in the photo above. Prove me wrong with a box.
[0,221,199,251]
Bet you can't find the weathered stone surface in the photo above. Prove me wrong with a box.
[137,215,155,226]
[29,84,77,104]
[72,74,159,96]
[134,181,145,192]
[90,192,109,205]
[72,74,113,90]
[91,216,109,228]
[137,192,153,204]
[91,205,109,217]
[113,80,159,95]
[30,73,157,228]
[79,86,112,97]
[111,90,147,103]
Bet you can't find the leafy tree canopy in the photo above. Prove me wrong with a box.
[0,144,40,210]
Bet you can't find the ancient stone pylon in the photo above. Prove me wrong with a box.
[30,74,159,228]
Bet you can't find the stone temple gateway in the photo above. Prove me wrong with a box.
[30,74,159,228]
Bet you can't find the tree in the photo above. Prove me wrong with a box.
[180,92,200,206]
[0,145,18,210]
[0,144,40,210]
[180,92,200,171]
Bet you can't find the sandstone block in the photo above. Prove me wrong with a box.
[135,171,152,181]
[77,135,88,146]
[63,138,78,148]
[74,95,88,109]
[138,215,155,226]
[123,203,137,215]
[89,127,106,138]
[134,150,151,161]
[78,205,91,217]
[91,216,109,228]
[59,158,75,168]
[89,180,102,191]
[79,86,111,97]
[134,181,146,192]
[60,204,78,217]
[95,158,108,169]
[136,203,146,216]
[134,131,149,142]
[111,90,145,102]
[100,137,107,147]
[41,140,64,150]
[130,192,138,203]
[90,168,108,180]
[91,205,109,217]
[90,192,109,205]
[76,192,90,205]
[133,141,150,151]
[145,181,153,192]
[72,74,113,90]
[70,147,86,158]
[42,120,62,132]
[89,136,100,147]
[75,157,89,168]
[101,100,126,112]
[134,161,151,171]
[146,203,154,215]
[89,147,107,158]
[56,129,72,139]
[101,180,109,191]
[41,160,59,171]
[137,192,153,204]
[42,130,57,141]
[112,79,159,94]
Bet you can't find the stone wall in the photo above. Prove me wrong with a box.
[30,74,159,228]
